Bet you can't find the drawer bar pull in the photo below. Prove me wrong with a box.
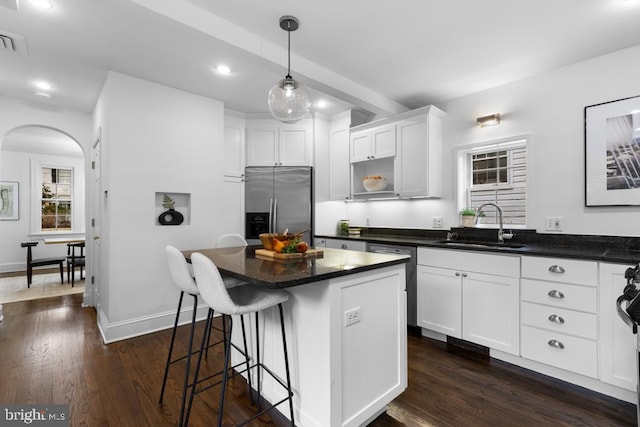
[548,265,565,274]
[548,339,565,350]
[547,290,565,299]
[548,314,565,324]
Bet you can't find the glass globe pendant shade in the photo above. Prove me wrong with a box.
[268,75,310,124]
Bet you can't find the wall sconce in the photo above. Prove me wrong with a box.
[477,113,501,127]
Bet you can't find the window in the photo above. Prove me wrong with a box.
[41,167,73,231]
[457,137,528,226]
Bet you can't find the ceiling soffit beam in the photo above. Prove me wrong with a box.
[130,0,408,117]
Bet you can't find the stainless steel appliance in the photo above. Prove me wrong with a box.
[244,166,313,245]
[616,263,640,425]
[366,242,417,327]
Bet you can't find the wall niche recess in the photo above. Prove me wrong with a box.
[155,192,190,226]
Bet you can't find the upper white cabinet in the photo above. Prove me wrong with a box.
[224,114,246,178]
[350,124,396,163]
[246,120,312,166]
[394,110,443,198]
[349,105,445,200]
[329,116,352,201]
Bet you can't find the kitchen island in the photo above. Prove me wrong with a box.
[183,246,409,427]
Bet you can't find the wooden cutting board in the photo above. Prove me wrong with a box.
[255,248,323,260]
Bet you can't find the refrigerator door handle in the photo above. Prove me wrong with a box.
[269,198,274,233]
[273,198,278,233]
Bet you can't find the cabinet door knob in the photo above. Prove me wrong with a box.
[341,243,348,249]
[548,339,565,349]
[455,272,461,277]
[462,272,468,278]
[548,265,565,274]
[548,314,565,324]
[547,290,564,299]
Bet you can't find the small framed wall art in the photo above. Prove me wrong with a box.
[585,95,640,206]
[0,181,19,220]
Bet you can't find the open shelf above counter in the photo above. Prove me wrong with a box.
[348,105,446,200]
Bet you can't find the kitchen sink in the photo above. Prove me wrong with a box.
[432,240,527,249]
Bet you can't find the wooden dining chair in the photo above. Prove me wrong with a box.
[20,242,65,288]
[66,242,86,287]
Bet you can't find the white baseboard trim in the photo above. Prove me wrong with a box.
[0,262,26,273]
[97,305,212,344]
[491,349,636,404]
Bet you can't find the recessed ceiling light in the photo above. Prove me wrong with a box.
[215,65,231,75]
[28,0,53,9]
[315,100,328,109]
[33,80,51,91]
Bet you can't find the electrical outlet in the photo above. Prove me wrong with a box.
[433,217,444,228]
[344,307,361,327]
[545,216,563,231]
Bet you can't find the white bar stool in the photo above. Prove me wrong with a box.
[186,252,295,426]
[160,246,252,427]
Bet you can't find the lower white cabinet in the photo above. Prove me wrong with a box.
[520,256,599,378]
[417,248,520,355]
[599,263,637,391]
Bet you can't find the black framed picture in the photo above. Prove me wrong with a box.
[585,95,640,206]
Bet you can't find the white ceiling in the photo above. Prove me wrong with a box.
[1,0,640,122]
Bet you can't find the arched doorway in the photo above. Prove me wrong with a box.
[0,125,86,305]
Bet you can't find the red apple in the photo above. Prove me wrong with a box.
[296,241,309,253]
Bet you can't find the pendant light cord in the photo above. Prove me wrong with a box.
[286,20,292,79]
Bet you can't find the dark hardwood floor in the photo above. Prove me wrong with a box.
[0,294,635,426]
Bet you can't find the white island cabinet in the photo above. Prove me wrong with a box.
[189,247,410,427]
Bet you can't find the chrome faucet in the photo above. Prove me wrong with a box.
[474,202,513,243]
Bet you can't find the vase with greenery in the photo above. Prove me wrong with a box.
[459,208,480,227]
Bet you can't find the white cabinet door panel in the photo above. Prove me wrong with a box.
[417,265,462,338]
[462,272,520,355]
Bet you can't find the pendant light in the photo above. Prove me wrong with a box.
[268,16,310,124]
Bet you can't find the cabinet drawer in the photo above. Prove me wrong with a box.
[417,248,519,277]
[521,325,597,378]
[324,238,366,252]
[521,256,597,286]
[521,302,597,340]
[521,279,597,313]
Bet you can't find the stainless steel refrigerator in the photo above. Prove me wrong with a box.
[244,166,313,245]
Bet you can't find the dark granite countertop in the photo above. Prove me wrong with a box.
[316,227,640,265]
[183,246,408,289]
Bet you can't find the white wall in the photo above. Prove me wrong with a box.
[0,151,85,271]
[95,72,226,341]
[317,44,640,237]
[0,96,91,272]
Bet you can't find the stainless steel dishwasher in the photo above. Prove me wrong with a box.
[366,243,417,327]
